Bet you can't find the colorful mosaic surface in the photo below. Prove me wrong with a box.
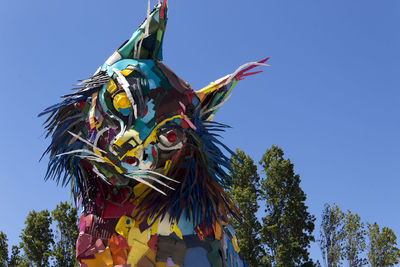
[39,1,268,266]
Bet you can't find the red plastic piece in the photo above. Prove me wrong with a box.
[167,131,177,143]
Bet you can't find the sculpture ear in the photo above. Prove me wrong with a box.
[195,58,269,120]
[104,0,168,65]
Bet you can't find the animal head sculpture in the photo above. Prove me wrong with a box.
[40,0,268,232]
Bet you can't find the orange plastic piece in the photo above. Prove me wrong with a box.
[213,221,222,240]
[108,234,129,265]
[81,247,113,267]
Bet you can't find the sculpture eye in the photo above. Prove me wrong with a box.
[166,131,177,143]
[113,92,131,116]
[123,156,138,166]
[157,127,184,150]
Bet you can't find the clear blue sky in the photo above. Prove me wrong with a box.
[0,0,399,263]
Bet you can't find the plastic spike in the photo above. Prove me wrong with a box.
[236,70,263,81]
[160,0,167,19]
[235,57,269,78]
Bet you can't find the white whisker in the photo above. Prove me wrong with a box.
[93,127,109,153]
[138,175,175,190]
[67,131,107,154]
[140,170,180,184]
[76,155,106,163]
[56,149,102,158]
[125,174,166,196]
[93,165,112,185]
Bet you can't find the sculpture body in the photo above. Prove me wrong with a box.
[40,1,267,266]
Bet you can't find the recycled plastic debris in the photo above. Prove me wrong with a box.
[39,0,268,266]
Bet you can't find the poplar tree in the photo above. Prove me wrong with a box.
[8,245,22,266]
[20,210,54,267]
[367,222,400,267]
[229,149,263,267]
[319,203,344,267]
[259,145,315,266]
[343,211,367,266]
[51,202,79,267]
[0,231,8,267]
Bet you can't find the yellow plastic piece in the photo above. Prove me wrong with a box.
[113,129,143,160]
[102,156,123,174]
[171,221,183,239]
[106,79,117,94]
[121,68,134,76]
[124,144,144,160]
[144,115,183,147]
[232,235,240,253]
[81,247,113,267]
[113,93,131,110]
[115,216,134,239]
[127,242,148,265]
[196,74,230,95]
[114,129,141,147]
[150,214,183,239]
[163,160,172,175]
[133,183,152,205]
[149,217,159,236]
[95,119,104,131]
[127,226,150,265]
[89,92,98,130]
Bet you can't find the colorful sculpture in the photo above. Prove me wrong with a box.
[39,1,268,266]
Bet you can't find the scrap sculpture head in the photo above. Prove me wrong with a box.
[40,1,267,265]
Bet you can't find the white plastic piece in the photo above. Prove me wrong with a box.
[105,52,122,66]
[157,214,173,236]
[226,62,270,84]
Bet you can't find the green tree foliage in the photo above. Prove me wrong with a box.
[0,231,8,267]
[20,209,54,267]
[367,222,400,267]
[342,210,366,266]
[51,201,79,267]
[301,260,320,267]
[318,203,344,267]
[8,245,22,266]
[229,149,263,266]
[259,145,315,266]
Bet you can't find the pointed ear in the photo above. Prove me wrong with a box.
[104,0,168,65]
[195,58,270,120]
